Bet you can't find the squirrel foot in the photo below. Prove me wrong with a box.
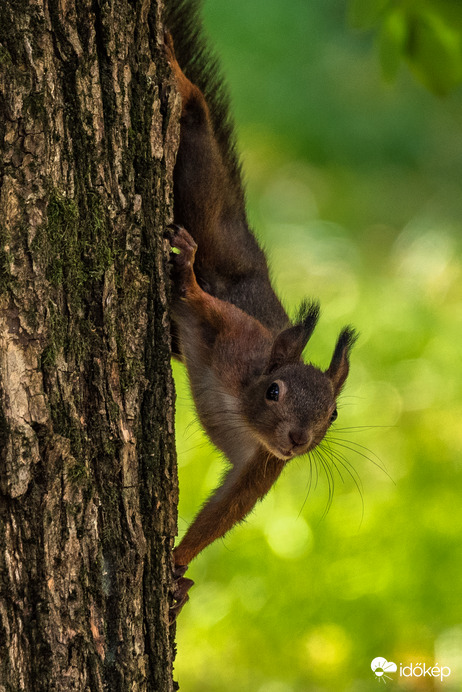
[168,224,198,295]
[170,564,194,622]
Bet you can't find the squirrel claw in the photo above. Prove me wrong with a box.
[164,223,182,242]
[170,567,194,623]
[164,225,177,258]
[173,563,188,579]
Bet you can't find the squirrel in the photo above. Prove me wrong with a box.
[164,5,357,619]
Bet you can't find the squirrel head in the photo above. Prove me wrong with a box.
[241,302,357,460]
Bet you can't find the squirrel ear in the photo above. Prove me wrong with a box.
[266,301,320,372]
[326,327,358,395]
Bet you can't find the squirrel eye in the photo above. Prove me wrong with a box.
[330,407,338,424]
[266,382,279,401]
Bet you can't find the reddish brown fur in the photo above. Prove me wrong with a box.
[166,35,357,616]
[169,224,348,568]
[166,32,289,335]
[174,451,285,566]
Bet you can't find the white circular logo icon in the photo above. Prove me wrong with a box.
[371,657,397,683]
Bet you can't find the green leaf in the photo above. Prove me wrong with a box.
[407,11,462,95]
[426,0,462,32]
[378,8,409,81]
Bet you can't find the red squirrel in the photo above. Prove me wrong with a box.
[164,25,357,618]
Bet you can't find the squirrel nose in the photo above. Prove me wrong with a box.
[289,429,309,448]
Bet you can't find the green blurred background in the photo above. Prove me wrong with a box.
[173,1,462,689]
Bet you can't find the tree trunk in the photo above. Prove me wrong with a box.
[0,0,180,689]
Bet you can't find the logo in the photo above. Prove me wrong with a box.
[371,657,452,683]
[371,657,397,684]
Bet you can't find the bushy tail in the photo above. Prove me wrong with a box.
[164,0,243,198]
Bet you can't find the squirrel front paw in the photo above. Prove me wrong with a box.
[168,224,197,264]
[168,224,198,295]
[170,564,195,623]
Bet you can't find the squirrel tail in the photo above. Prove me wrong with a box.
[164,0,243,199]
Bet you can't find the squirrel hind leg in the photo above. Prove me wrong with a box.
[168,224,200,298]
[169,224,197,268]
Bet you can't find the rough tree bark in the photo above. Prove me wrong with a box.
[0,0,180,689]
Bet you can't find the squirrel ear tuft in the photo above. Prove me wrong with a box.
[326,327,358,395]
[296,299,320,337]
[266,300,320,372]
